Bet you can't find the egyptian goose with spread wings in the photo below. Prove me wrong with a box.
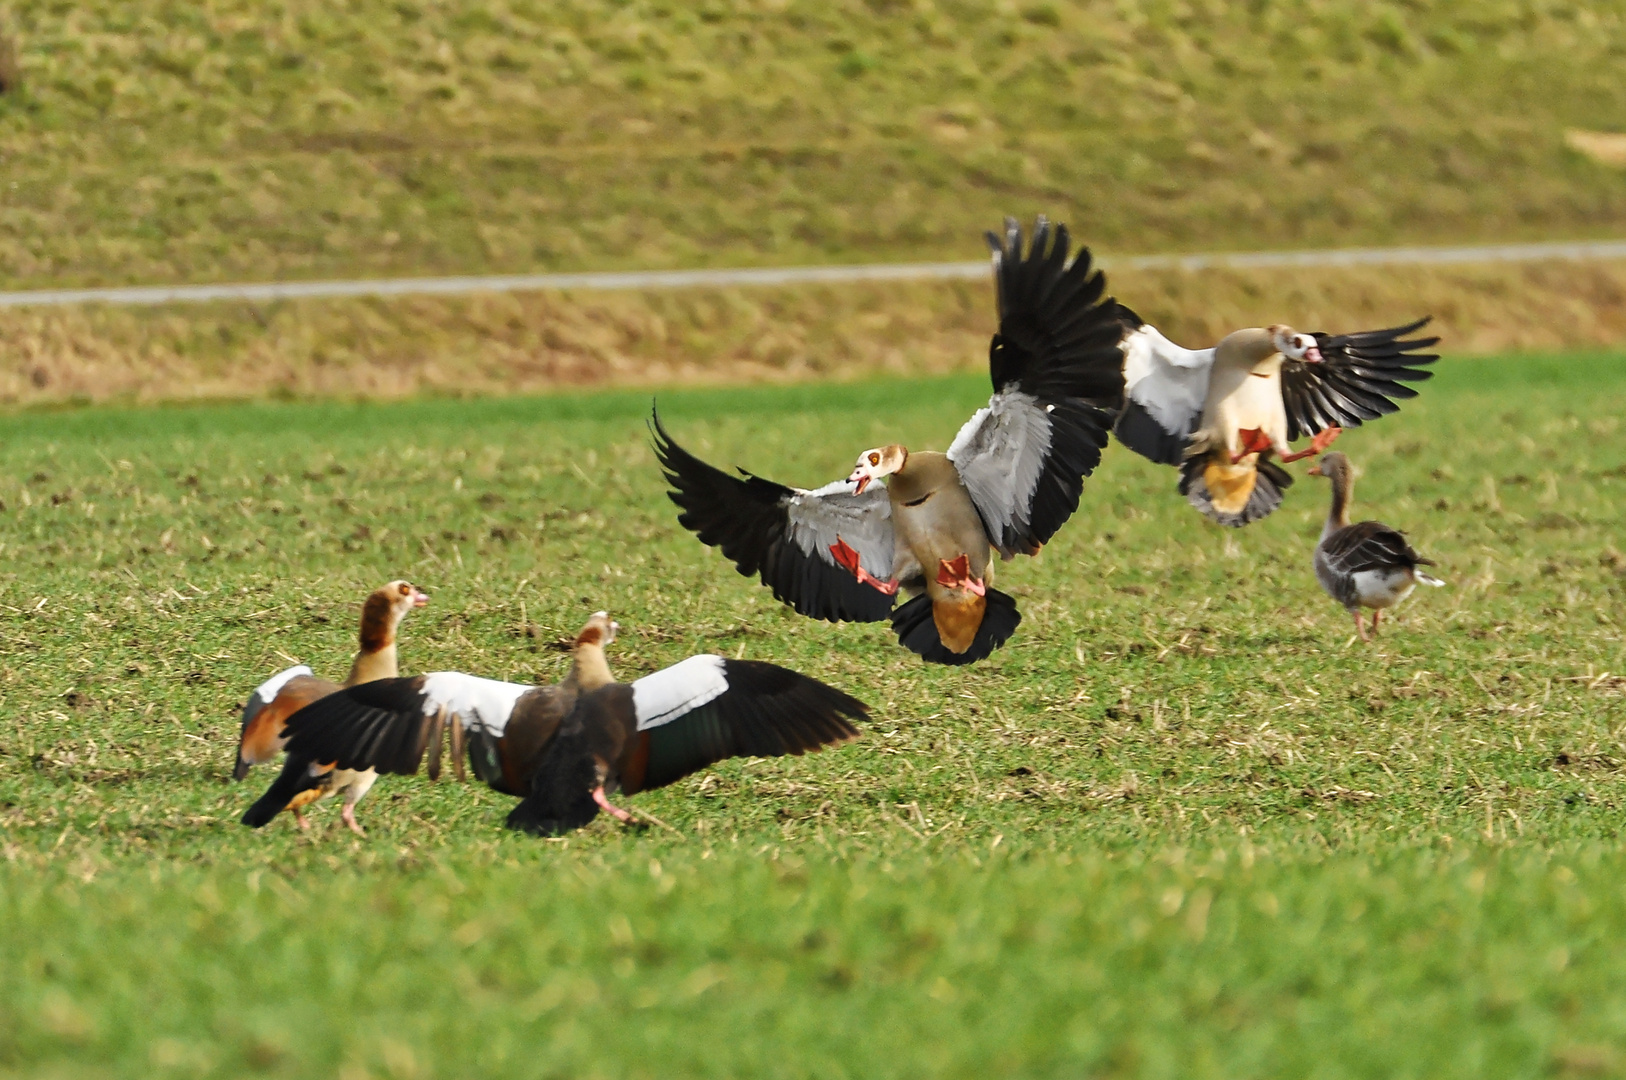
[267,612,866,836]
[655,217,1125,665]
[1112,308,1439,526]
[235,580,428,835]
[1308,452,1444,641]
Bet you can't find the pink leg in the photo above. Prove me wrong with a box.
[1352,610,1370,643]
[294,808,310,832]
[341,802,366,837]
[1372,609,1382,638]
[593,785,635,824]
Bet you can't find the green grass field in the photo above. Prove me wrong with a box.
[4,1,1626,289]
[1,351,1624,1076]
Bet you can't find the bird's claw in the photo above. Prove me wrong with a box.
[1310,426,1343,453]
[935,555,987,596]
[830,538,899,595]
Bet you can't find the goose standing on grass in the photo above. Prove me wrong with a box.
[236,580,428,835]
[655,216,1126,665]
[1112,307,1439,526]
[266,611,866,836]
[1308,452,1445,641]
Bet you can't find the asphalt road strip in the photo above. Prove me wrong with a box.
[4,239,1625,309]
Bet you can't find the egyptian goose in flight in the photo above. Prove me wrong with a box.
[1307,452,1444,641]
[1112,307,1439,526]
[655,217,1125,665]
[266,612,866,836]
[236,579,428,835]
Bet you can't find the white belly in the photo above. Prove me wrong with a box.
[1351,569,1417,610]
[1204,370,1287,451]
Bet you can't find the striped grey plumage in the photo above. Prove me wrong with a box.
[1315,521,1430,611]
[946,390,1052,560]
[782,479,895,580]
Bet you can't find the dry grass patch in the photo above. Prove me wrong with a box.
[3,260,1626,404]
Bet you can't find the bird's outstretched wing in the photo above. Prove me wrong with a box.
[653,412,896,622]
[947,217,1124,557]
[278,673,538,779]
[1113,312,1216,467]
[1282,318,1439,440]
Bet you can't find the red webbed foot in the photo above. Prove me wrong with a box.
[830,538,899,595]
[1231,427,1274,464]
[935,554,987,596]
[1282,425,1343,463]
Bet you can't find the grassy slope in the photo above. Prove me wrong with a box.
[3,1,1626,289]
[12,258,1626,407]
[0,354,1624,1075]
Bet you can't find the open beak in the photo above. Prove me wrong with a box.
[850,473,870,495]
[412,589,431,607]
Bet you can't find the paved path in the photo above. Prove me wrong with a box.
[3,239,1624,309]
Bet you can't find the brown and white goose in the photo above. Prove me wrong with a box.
[266,612,866,836]
[1111,308,1439,526]
[1308,452,1445,640]
[235,579,428,834]
[655,217,1125,665]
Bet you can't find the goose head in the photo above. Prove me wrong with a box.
[1270,325,1323,364]
[847,444,908,494]
[359,580,430,651]
[1306,450,1351,482]
[576,610,620,648]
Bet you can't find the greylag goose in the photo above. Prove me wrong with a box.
[1308,452,1444,640]
[264,612,866,836]
[236,579,428,834]
[1111,307,1439,526]
[655,217,1126,665]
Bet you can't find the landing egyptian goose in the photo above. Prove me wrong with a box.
[1112,309,1439,526]
[655,217,1125,665]
[1308,452,1445,640]
[236,579,428,835]
[267,612,866,836]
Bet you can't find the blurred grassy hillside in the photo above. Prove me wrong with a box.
[2,0,1625,290]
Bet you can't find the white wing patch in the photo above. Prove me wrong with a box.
[632,654,729,731]
[250,664,313,704]
[1123,325,1214,436]
[947,389,1051,548]
[419,672,532,737]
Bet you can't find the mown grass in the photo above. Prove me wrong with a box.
[1,353,1624,1076]
[3,1,1626,289]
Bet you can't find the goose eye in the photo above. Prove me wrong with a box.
[868,453,880,466]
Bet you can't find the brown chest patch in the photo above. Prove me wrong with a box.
[932,594,987,654]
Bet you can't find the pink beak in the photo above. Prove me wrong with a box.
[412,590,431,607]
[851,474,870,494]
[1303,345,1324,363]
